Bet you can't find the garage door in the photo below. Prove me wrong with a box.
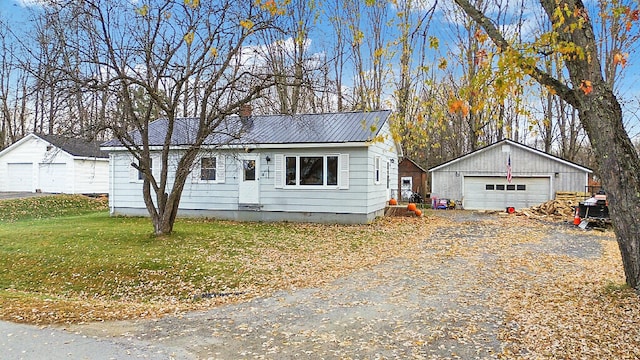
[38,163,66,193]
[7,163,33,191]
[463,176,551,210]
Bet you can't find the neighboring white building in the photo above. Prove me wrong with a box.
[101,110,401,224]
[429,139,592,210]
[0,133,109,194]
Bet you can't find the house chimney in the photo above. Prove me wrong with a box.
[239,104,252,118]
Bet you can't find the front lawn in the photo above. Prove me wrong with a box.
[0,195,435,324]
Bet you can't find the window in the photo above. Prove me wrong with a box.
[507,184,516,191]
[284,155,339,187]
[517,184,526,191]
[243,159,256,181]
[138,158,152,181]
[374,156,381,184]
[130,156,155,182]
[485,184,495,190]
[193,155,225,183]
[200,157,216,180]
[496,184,505,190]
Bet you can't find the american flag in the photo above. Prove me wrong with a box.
[507,154,512,183]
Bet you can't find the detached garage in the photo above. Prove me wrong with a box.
[0,133,109,194]
[429,139,592,210]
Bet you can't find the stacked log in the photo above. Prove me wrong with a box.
[519,199,577,219]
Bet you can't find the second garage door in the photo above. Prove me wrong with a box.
[38,163,67,193]
[463,176,551,210]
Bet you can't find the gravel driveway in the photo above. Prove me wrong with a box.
[2,211,609,359]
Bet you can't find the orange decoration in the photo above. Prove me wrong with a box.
[407,203,417,212]
[389,198,398,205]
[414,209,422,217]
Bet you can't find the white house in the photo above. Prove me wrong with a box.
[429,139,592,210]
[101,110,401,224]
[0,133,109,194]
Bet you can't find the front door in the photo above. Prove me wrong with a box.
[238,155,260,204]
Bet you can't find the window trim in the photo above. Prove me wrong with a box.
[200,157,217,181]
[374,156,382,185]
[279,154,344,189]
[193,154,226,184]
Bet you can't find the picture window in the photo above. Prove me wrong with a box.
[285,155,338,187]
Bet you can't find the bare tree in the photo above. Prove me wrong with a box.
[454,0,640,290]
[0,20,30,147]
[49,0,277,235]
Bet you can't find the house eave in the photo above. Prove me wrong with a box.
[101,141,370,152]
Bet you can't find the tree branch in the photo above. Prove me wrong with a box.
[453,0,580,108]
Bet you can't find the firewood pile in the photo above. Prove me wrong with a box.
[519,199,577,219]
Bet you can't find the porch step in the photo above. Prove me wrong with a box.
[239,204,263,211]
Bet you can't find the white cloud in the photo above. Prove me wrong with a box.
[14,0,55,7]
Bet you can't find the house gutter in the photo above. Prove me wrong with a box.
[109,153,115,215]
[101,142,368,152]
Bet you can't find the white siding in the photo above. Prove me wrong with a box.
[107,122,400,223]
[72,159,109,194]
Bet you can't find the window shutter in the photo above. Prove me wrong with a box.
[129,155,138,182]
[216,155,225,183]
[274,154,284,188]
[339,153,349,189]
[191,157,201,183]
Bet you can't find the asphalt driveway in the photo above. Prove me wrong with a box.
[0,192,54,200]
[1,211,609,359]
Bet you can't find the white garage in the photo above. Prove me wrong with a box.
[0,133,109,194]
[429,139,592,211]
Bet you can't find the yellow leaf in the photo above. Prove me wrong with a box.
[429,36,439,49]
[240,19,254,30]
[135,4,149,17]
[184,0,200,8]
[209,47,218,58]
[184,32,194,45]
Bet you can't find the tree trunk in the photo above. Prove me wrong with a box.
[578,98,640,289]
[454,0,640,290]
[546,0,640,290]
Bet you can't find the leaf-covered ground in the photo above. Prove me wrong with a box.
[53,211,640,359]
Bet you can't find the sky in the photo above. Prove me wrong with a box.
[2,0,640,139]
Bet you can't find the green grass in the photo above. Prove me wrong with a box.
[0,195,427,324]
[0,212,262,301]
[0,194,108,221]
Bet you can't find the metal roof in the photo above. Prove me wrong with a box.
[428,139,592,173]
[101,110,392,147]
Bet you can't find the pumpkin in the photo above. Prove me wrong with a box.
[414,209,422,217]
[407,203,417,211]
[389,198,398,205]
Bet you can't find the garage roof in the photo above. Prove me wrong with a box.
[428,139,592,173]
[0,133,108,159]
